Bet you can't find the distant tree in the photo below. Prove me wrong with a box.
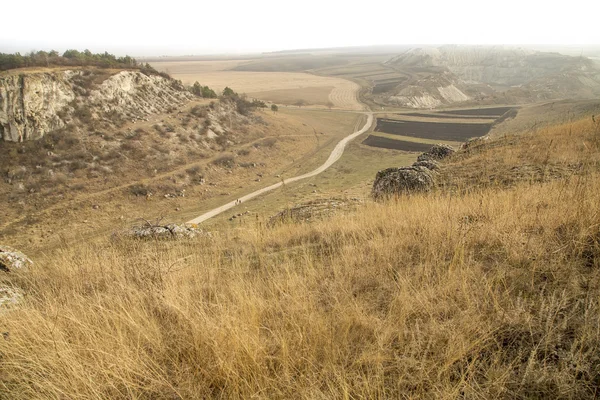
[251,99,267,108]
[222,87,236,97]
[326,101,334,110]
[201,86,217,98]
[0,49,148,73]
[271,104,279,112]
[294,99,307,108]
[191,81,203,97]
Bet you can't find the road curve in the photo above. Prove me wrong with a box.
[187,112,374,225]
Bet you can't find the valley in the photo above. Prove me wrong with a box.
[2,43,600,399]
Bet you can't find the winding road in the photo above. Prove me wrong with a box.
[187,112,374,225]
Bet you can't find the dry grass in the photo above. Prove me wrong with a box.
[1,117,600,398]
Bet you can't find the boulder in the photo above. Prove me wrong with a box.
[372,166,434,200]
[0,245,34,272]
[417,143,455,162]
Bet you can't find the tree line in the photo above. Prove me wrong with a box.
[0,49,140,72]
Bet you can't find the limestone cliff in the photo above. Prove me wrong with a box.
[0,69,193,142]
[0,71,75,141]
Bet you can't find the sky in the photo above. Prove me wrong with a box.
[2,0,600,56]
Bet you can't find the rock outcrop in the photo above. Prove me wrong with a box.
[0,69,193,142]
[372,166,435,200]
[87,71,192,123]
[417,143,455,161]
[0,245,34,272]
[119,223,208,240]
[371,144,455,200]
[268,198,362,226]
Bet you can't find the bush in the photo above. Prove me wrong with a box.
[211,154,235,168]
[73,105,94,124]
[190,105,208,118]
[129,184,152,196]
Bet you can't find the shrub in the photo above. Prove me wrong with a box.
[129,184,151,196]
[211,154,235,168]
[190,105,208,118]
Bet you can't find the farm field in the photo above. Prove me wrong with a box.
[361,107,516,151]
[150,62,364,110]
[149,59,252,74]
[374,118,494,141]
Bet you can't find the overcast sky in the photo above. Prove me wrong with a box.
[2,0,599,56]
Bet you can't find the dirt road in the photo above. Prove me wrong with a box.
[187,112,374,225]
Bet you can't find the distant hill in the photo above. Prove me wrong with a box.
[379,45,600,108]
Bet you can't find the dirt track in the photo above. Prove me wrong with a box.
[187,112,373,225]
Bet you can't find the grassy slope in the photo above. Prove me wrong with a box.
[1,117,600,398]
[0,108,362,253]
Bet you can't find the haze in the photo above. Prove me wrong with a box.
[2,0,600,56]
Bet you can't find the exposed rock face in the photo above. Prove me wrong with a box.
[0,69,193,142]
[372,166,434,200]
[120,223,208,240]
[0,71,75,141]
[87,71,192,122]
[0,245,34,272]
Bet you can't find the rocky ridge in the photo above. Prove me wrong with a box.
[0,69,193,142]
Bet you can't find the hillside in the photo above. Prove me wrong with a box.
[0,108,598,397]
[0,68,366,248]
[379,46,600,108]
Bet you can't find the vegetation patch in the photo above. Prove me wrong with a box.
[362,135,435,151]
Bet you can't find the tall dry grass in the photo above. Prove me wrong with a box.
[0,117,599,398]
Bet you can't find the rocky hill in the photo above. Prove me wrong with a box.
[0,69,193,142]
[380,46,600,108]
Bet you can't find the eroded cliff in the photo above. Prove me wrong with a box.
[0,69,193,142]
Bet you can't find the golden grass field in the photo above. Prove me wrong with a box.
[1,116,600,398]
[151,60,364,110]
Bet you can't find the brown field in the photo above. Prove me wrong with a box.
[150,64,364,110]
[149,59,252,74]
[249,86,334,106]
